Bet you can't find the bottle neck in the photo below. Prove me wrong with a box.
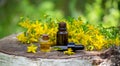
[58,28,67,31]
[41,34,49,40]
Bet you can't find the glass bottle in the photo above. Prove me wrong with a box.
[40,34,51,52]
[56,22,68,46]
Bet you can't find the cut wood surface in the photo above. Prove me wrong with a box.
[0,34,112,66]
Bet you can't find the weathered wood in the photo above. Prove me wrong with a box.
[0,52,94,66]
[0,34,98,59]
[0,34,113,66]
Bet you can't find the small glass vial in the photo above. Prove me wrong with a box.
[40,34,51,52]
[56,22,68,46]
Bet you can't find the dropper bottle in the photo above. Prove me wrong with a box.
[56,22,68,46]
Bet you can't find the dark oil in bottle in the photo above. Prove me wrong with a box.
[56,22,68,46]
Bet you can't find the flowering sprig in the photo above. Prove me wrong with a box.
[64,48,75,55]
[27,44,38,53]
[17,17,120,52]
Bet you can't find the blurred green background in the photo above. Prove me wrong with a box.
[0,0,120,38]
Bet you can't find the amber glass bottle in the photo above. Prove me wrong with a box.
[56,22,68,46]
[40,34,51,52]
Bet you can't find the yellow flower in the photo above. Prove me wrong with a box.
[31,20,41,28]
[87,24,94,30]
[29,38,38,43]
[81,38,88,45]
[34,27,43,36]
[19,19,31,29]
[93,29,100,35]
[95,35,105,43]
[114,37,120,46]
[43,24,48,34]
[87,45,94,51]
[64,48,75,55]
[93,41,103,50]
[17,33,27,43]
[73,20,83,27]
[27,44,38,53]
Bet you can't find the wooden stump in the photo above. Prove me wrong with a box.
[0,34,113,66]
